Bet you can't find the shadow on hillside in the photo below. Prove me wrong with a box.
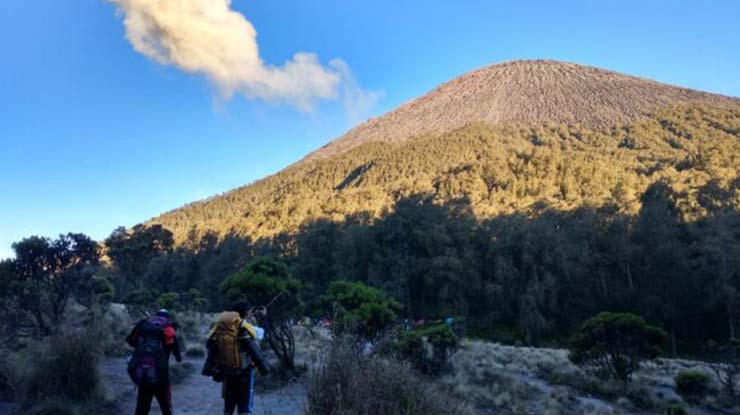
[138,181,740,352]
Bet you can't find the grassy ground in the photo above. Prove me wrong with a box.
[445,339,738,415]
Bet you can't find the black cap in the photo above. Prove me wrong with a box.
[229,300,251,317]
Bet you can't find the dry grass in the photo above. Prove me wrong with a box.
[292,325,332,369]
[305,59,740,161]
[444,339,740,415]
[3,335,117,415]
[307,337,473,415]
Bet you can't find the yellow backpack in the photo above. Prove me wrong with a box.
[211,311,244,373]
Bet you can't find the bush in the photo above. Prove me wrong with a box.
[307,337,472,415]
[675,370,712,403]
[568,312,667,388]
[316,281,402,339]
[156,292,183,311]
[0,352,21,402]
[23,336,100,405]
[664,403,688,415]
[396,323,458,375]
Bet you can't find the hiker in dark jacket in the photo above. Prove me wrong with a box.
[126,309,182,415]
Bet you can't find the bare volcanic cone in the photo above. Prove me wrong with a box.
[305,60,739,161]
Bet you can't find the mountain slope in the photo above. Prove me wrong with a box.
[148,60,740,244]
[304,60,739,161]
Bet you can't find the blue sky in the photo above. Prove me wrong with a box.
[1,0,739,259]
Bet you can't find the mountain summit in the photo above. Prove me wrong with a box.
[150,60,739,244]
[305,60,738,161]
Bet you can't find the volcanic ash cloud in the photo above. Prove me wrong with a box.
[108,0,379,115]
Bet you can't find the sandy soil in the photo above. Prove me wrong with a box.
[101,357,307,415]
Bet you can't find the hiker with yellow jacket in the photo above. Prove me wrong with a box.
[203,301,271,415]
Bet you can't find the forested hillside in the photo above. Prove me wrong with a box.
[132,102,740,350]
[152,104,740,242]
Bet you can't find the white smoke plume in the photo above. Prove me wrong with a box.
[108,0,380,114]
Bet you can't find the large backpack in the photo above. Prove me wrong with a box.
[128,317,168,387]
[210,312,249,376]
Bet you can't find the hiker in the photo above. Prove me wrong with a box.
[204,301,268,415]
[126,309,182,415]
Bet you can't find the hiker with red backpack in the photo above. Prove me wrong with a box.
[126,309,182,415]
[203,301,270,415]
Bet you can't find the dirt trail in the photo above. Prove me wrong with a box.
[101,357,307,415]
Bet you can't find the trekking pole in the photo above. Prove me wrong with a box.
[251,292,284,319]
[264,292,284,309]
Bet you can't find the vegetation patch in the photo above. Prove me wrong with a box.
[307,337,473,415]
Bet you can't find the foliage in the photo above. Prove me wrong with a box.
[674,370,713,403]
[708,338,740,402]
[122,289,157,318]
[105,224,174,291]
[220,256,302,318]
[317,280,403,339]
[5,233,99,336]
[122,105,740,353]
[156,292,183,311]
[664,403,688,415]
[23,336,101,406]
[5,105,739,362]
[181,288,207,311]
[306,337,473,415]
[396,323,458,375]
[568,312,668,387]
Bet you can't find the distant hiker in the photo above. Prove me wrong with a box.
[126,309,182,415]
[203,301,269,415]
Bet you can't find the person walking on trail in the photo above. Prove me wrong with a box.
[126,309,182,415]
[204,301,267,415]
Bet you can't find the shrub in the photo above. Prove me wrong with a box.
[316,281,402,339]
[156,292,183,311]
[568,312,667,389]
[307,337,472,415]
[23,336,100,405]
[675,370,712,403]
[0,352,21,402]
[396,323,458,375]
[707,338,740,401]
[664,403,688,415]
[123,289,157,318]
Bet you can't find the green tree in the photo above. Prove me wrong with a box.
[105,224,174,291]
[157,292,183,311]
[123,289,158,318]
[11,233,99,335]
[220,256,301,318]
[220,257,302,372]
[568,312,668,389]
[317,281,402,339]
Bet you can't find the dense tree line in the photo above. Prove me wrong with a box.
[85,179,739,355]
